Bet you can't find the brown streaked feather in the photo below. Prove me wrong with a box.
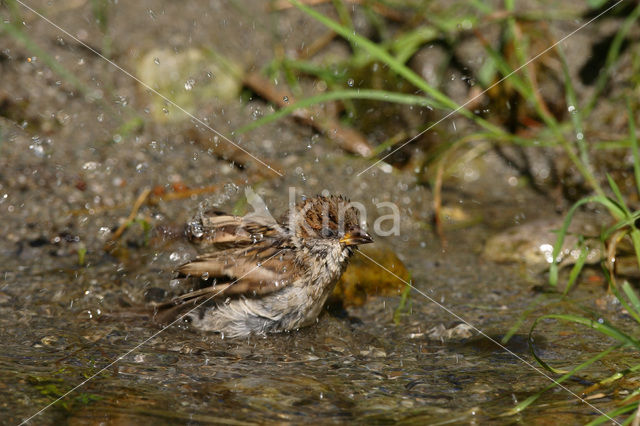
[280,195,361,240]
[187,210,283,249]
[176,244,294,284]
[153,246,299,324]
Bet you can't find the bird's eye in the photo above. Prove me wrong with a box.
[321,227,333,238]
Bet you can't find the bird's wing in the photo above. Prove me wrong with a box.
[187,210,285,249]
[153,245,299,324]
[176,244,298,295]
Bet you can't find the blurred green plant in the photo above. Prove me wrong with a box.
[241,0,639,203]
[28,373,102,413]
[508,105,640,423]
[129,217,153,247]
[89,0,112,58]
[393,274,413,325]
[77,246,87,266]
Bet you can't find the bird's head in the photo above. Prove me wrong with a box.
[285,195,373,249]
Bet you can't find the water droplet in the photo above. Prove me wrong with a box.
[184,79,195,91]
[283,96,289,102]
[347,78,354,87]
[153,57,160,65]
[201,272,209,280]
[188,221,204,238]
[169,252,180,261]
[29,143,45,158]
[82,161,99,171]
[567,105,575,112]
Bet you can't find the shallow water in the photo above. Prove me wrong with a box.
[0,1,637,424]
[3,186,632,424]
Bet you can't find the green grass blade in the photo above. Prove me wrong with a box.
[390,26,439,65]
[549,196,607,286]
[603,172,640,274]
[290,0,457,110]
[622,281,640,321]
[606,173,632,217]
[503,0,560,132]
[563,243,589,296]
[501,294,548,344]
[550,195,626,287]
[289,0,508,138]
[557,46,589,170]
[629,228,640,285]
[469,0,493,14]
[282,59,345,84]
[478,40,531,100]
[593,361,640,389]
[603,269,640,324]
[601,211,640,241]
[514,310,638,417]
[584,2,640,117]
[628,99,640,198]
[620,388,640,404]
[534,314,639,348]
[505,345,618,415]
[585,402,639,426]
[393,275,413,325]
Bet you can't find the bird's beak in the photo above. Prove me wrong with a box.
[339,229,373,246]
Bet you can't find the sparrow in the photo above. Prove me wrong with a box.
[153,195,373,338]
